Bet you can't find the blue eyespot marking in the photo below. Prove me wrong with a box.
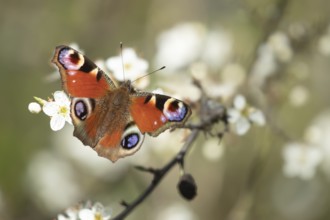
[121,133,139,149]
[74,100,88,120]
[164,102,188,122]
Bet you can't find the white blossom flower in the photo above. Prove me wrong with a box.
[105,48,149,82]
[304,111,330,180]
[191,62,245,101]
[26,151,81,212]
[78,202,111,220]
[283,142,323,180]
[155,23,206,71]
[227,94,265,135]
[42,91,72,131]
[269,31,293,62]
[250,31,292,86]
[154,23,232,71]
[201,29,232,69]
[157,74,201,102]
[28,102,42,113]
[289,85,309,107]
[318,34,330,56]
[57,201,111,220]
[250,43,277,86]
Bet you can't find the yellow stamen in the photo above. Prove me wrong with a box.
[59,106,69,116]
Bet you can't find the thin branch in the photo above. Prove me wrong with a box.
[111,129,200,220]
[110,79,226,220]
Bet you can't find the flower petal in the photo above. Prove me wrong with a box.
[134,58,148,72]
[50,115,66,131]
[248,109,266,126]
[43,102,59,117]
[106,57,125,81]
[235,117,251,135]
[56,214,68,220]
[233,94,246,110]
[65,114,73,125]
[123,48,138,60]
[78,209,95,220]
[54,91,70,107]
[227,108,240,123]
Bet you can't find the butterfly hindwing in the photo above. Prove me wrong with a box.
[95,121,145,162]
[130,93,191,136]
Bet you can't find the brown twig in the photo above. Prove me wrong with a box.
[111,129,200,220]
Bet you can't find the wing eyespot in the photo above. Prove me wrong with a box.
[121,133,140,149]
[72,98,94,121]
[121,123,144,150]
[74,100,88,120]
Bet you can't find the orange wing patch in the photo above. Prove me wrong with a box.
[99,130,122,148]
[65,70,109,98]
[130,97,167,133]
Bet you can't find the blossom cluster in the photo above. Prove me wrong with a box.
[29,91,72,131]
[57,201,111,220]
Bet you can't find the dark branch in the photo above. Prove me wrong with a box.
[111,84,226,219]
[111,129,200,220]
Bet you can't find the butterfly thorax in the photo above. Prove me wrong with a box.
[94,86,131,144]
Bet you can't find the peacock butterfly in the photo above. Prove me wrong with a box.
[52,45,191,162]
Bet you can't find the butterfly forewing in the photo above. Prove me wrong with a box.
[130,93,191,136]
[52,45,116,98]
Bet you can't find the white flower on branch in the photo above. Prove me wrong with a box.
[282,142,323,180]
[42,91,72,131]
[105,48,149,88]
[29,91,72,131]
[318,34,330,56]
[155,23,206,71]
[154,22,232,71]
[57,201,112,220]
[269,31,293,62]
[288,85,310,107]
[26,151,81,212]
[250,31,292,86]
[304,111,330,180]
[250,43,277,86]
[227,94,266,135]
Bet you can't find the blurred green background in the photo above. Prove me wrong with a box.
[1,0,330,219]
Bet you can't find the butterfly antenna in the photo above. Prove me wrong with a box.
[132,66,166,84]
[120,42,126,81]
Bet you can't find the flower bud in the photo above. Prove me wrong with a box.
[28,102,41,113]
[177,173,197,200]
